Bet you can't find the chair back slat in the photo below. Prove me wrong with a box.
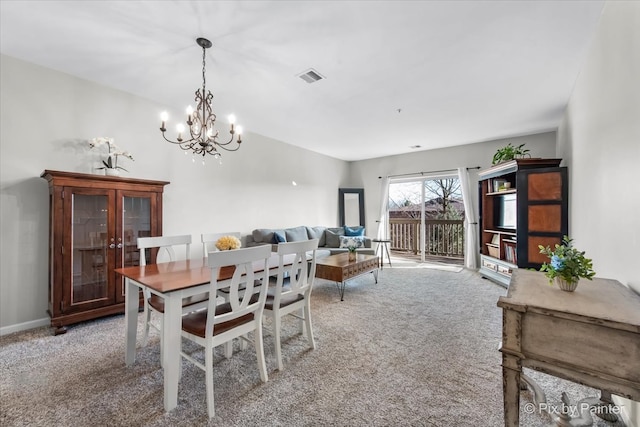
[274,239,319,304]
[137,235,192,265]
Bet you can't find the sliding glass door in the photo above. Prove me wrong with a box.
[387,173,464,263]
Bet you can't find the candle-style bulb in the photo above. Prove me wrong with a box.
[160,111,169,130]
[228,114,236,124]
[186,105,194,116]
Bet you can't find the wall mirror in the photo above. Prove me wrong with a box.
[339,188,365,227]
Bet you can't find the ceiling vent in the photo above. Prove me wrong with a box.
[298,68,325,84]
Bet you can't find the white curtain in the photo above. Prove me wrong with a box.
[376,177,390,239]
[458,167,478,269]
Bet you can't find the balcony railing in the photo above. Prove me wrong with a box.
[389,218,464,259]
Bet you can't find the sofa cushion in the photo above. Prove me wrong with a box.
[325,227,345,248]
[285,226,308,242]
[252,228,275,244]
[344,225,365,236]
[306,226,327,247]
[273,231,286,243]
[339,236,365,249]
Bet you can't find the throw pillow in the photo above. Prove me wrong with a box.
[252,228,274,243]
[344,226,365,236]
[285,226,308,242]
[272,231,286,243]
[306,226,327,247]
[339,236,365,248]
[325,228,345,248]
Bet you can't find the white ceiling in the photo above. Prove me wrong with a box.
[0,1,604,161]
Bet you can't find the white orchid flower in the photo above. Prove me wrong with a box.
[87,137,134,171]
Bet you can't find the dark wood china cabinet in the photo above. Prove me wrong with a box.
[41,170,169,334]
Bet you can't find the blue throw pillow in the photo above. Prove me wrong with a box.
[272,231,287,243]
[344,226,364,236]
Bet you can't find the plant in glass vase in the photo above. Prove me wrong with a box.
[347,245,357,261]
[538,236,595,292]
[89,137,134,176]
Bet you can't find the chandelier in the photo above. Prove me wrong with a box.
[160,37,242,159]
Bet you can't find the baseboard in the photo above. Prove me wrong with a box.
[0,317,50,337]
[612,395,639,427]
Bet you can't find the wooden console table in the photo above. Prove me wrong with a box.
[497,269,640,426]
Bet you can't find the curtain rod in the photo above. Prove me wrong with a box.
[378,166,480,179]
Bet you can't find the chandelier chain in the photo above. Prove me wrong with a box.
[201,44,206,93]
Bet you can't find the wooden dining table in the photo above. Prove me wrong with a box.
[115,252,294,412]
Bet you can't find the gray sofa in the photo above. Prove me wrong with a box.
[245,225,375,257]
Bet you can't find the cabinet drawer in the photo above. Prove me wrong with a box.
[482,258,498,271]
[497,264,513,276]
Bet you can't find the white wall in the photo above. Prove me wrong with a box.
[351,132,557,237]
[0,54,349,331]
[556,1,639,425]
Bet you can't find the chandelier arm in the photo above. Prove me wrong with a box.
[160,131,196,146]
[215,141,242,152]
[215,131,241,147]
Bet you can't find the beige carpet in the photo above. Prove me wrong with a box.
[0,267,626,426]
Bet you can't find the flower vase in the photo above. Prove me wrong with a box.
[348,251,356,261]
[105,168,120,177]
[555,277,579,292]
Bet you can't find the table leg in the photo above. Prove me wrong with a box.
[502,353,521,427]
[335,281,346,301]
[163,294,181,411]
[383,242,391,268]
[124,278,139,366]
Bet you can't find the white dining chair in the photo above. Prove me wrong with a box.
[137,235,206,364]
[180,244,272,419]
[263,238,319,371]
[201,232,245,358]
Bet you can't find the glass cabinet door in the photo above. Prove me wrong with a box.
[115,191,157,303]
[68,191,113,308]
[121,195,151,268]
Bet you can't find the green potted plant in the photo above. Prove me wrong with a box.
[538,236,596,292]
[491,143,530,165]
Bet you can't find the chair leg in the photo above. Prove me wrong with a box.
[305,300,316,350]
[240,334,249,351]
[254,319,268,382]
[159,314,164,368]
[273,314,284,371]
[205,345,215,418]
[142,299,151,346]
[224,341,233,359]
[298,307,305,335]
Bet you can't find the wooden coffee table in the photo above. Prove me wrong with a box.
[315,253,379,300]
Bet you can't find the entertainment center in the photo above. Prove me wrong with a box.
[478,159,568,287]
